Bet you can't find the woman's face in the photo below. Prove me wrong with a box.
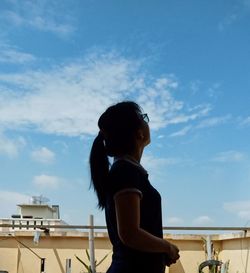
[137,119,150,148]
[142,121,151,147]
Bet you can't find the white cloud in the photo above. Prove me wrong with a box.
[0,133,26,158]
[207,82,221,98]
[0,191,30,218]
[218,13,239,31]
[141,154,181,171]
[164,104,211,126]
[0,53,211,137]
[223,201,250,220]
[33,174,61,189]
[54,140,69,153]
[196,115,231,129]
[241,116,250,126]
[218,0,250,32]
[166,217,184,225]
[141,154,184,182]
[0,44,36,64]
[2,1,74,36]
[190,81,221,98]
[190,80,202,95]
[212,150,246,163]
[169,114,230,137]
[169,126,192,137]
[31,147,55,164]
[193,216,213,225]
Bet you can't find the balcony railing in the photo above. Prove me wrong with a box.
[0,219,250,232]
[0,218,249,273]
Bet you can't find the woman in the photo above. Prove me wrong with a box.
[89,101,180,273]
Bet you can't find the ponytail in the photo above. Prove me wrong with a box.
[89,132,110,209]
[90,101,144,209]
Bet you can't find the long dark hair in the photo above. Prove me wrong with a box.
[89,101,144,209]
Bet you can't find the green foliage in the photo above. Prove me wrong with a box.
[199,237,230,273]
[75,249,111,273]
[75,251,91,273]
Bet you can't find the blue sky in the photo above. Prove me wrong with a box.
[0,0,250,228]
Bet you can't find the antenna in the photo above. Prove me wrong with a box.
[30,195,50,205]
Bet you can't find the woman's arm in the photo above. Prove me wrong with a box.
[114,191,178,257]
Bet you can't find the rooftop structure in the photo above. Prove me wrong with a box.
[14,195,60,220]
[0,196,66,233]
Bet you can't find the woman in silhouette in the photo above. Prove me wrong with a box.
[89,101,179,273]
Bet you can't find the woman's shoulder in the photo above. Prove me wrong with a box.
[109,159,137,175]
[107,159,147,195]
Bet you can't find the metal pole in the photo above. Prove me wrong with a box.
[206,235,212,260]
[66,258,71,273]
[40,258,45,273]
[89,215,96,273]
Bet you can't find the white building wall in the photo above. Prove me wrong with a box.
[20,206,54,219]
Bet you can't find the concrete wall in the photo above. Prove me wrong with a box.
[19,206,54,219]
[219,234,250,273]
[0,231,249,273]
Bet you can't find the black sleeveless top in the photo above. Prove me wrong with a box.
[105,159,165,273]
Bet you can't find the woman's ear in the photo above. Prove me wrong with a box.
[136,129,144,140]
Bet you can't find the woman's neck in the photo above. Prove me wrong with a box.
[114,151,148,175]
[126,148,143,163]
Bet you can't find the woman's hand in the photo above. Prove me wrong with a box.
[164,243,180,266]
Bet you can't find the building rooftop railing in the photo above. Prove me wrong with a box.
[0,222,250,232]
